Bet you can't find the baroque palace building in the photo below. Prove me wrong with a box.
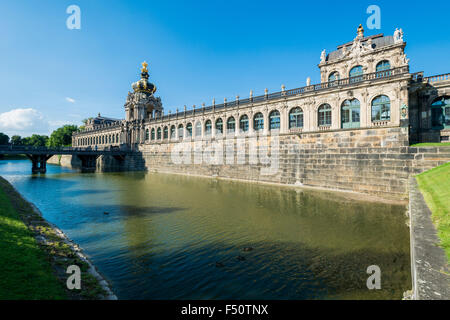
[72,25,450,149]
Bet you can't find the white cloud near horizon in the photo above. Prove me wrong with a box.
[0,108,81,137]
[65,97,76,103]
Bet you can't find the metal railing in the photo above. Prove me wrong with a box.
[149,66,410,123]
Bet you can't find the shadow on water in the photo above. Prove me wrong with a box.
[0,160,411,300]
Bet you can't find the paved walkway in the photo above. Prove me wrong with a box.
[409,177,450,300]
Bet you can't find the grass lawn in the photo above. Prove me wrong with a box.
[0,183,66,299]
[416,162,450,261]
[411,142,450,147]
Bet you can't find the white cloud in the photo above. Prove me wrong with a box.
[0,108,50,136]
[65,97,76,103]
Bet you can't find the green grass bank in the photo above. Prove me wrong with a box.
[416,162,450,261]
[0,176,109,300]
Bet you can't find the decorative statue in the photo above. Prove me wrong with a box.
[306,77,311,86]
[320,49,327,63]
[394,28,404,43]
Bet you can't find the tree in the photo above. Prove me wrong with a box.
[11,135,22,145]
[0,132,9,145]
[22,134,49,147]
[47,125,78,147]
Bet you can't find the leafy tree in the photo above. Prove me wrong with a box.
[47,125,78,147]
[0,132,9,145]
[22,135,49,147]
[10,135,22,145]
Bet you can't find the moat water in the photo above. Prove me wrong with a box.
[0,160,411,299]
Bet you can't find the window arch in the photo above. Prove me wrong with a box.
[178,124,184,139]
[254,113,264,131]
[318,104,332,127]
[371,95,391,122]
[349,65,363,77]
[170,125,176,139]
[239,115,249,132]
[227,117,236,133]
[145,128,149,141]
[186,123,192,137]
[151,128,155,140]
[431,96,450,129]
[269,110,280,130]
[195,121,202,137]
[328,71,340,82]
[205,120,212,136]
[376,60,391,72]
[157,127,162,140]
[163,126,168,139]
[289,107,304,129]
[341,99,360,128]
[215,118,223,135]
[116,133,119,144]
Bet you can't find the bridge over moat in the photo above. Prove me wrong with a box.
[0,145,130,173]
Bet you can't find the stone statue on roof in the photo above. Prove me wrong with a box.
[394,28,404,43]
[320,49,327,64]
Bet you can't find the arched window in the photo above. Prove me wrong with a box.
[269,110,280,130]
[239,115,249,132]
[163,126,168,139]
[431,96,450,129]
[157,127,162,140]
[254,113,264,131]
[170,125,176,139]
[116,134,119,144]
[215,118,223,135]
[289,107,303,129]
[178,124,184,139]
[145,129,149,140]
[227,117,235,133]
[376,60,391,72]
[205,120,212,136]
[371,95,391,122]
[195,122,202,137]
[328,71,340,82]
[186,123,192,137]
[151,128,155,140]
[318,104,332,127]
[102,136,105,144]
[341,99,360,128]
[349,65,363,77]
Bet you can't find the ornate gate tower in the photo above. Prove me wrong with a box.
[123,62,163,145]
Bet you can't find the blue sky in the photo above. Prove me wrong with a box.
[0,0,449,137]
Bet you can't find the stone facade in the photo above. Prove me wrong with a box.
[70,26,450,201]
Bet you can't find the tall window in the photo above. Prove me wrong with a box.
[431,96,450,129]
[170,125,176,139]
[328,71,340,82]
[341,99,360,128]
[376,60,391,72]
[145,128,149,140]
[215,118,223,135]
[371,95,391,122]
[254,113,264,131]
[157,127,162,140]
[205,120,212,136]
[227,117,236,133]
[289,107,304,129]
[349,65,363,77]
[116,134,119,144]
[151,128,155,140]
[186,123,193,137]
[163,126,168,139]
[318,104,332,127]
[240,115,249,132]
[269,110,280,130]
[195,122,202,137]
[178,124,184,139]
